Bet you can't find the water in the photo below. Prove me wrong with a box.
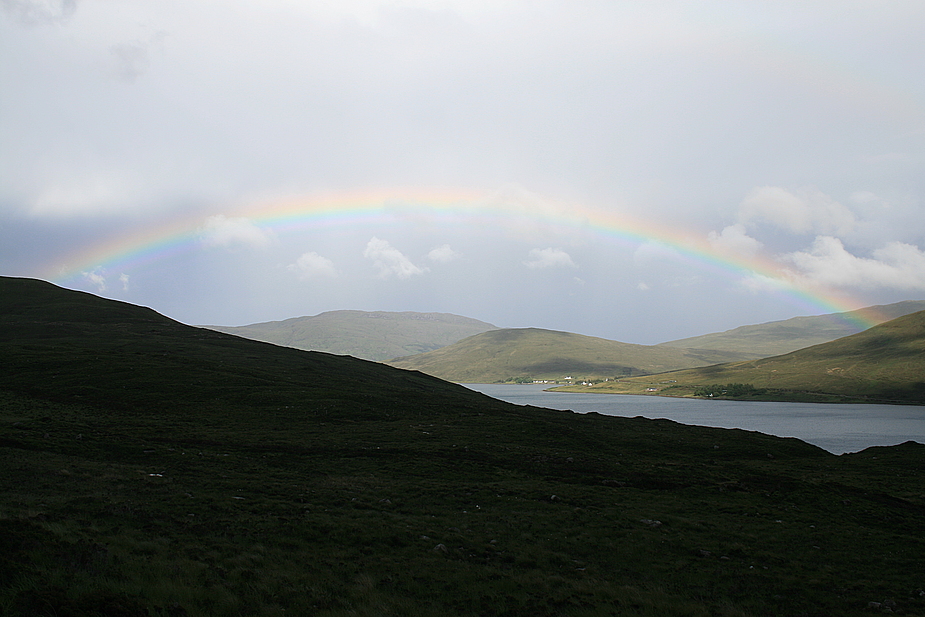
[463,383,925,455]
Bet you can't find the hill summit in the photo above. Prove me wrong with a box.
[205,310,497,361]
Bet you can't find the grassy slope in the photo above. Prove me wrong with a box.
[205,310,497,361]
[387,327,761,383]
[658,300,925,356]
[2,277,925,616]
[566,310,925,404]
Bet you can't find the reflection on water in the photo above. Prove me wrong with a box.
[463,383,925,455]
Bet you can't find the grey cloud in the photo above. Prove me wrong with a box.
[1,0,76,25]
[110,42,150,82]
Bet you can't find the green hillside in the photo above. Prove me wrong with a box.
[658,300,925,356]
[205,310,497,361]
[2,276,925,616]
[568,310,925,404]
[387,327,761,383]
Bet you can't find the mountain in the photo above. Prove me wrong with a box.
[386,327,762,383]
[2,276,924,616]
[657,300,925,357]
[0,277,490,416]
[204,310,497,361]
[570,310,925,404]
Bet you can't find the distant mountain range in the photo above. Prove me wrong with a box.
[386,328,761,383]
[657,300,925,356]
[204,310,497,361]
[567,309,925,405]
[205,300,925,384]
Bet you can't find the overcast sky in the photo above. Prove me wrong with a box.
[2,0,924,344]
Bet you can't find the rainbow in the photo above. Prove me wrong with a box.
[45,187,882,330]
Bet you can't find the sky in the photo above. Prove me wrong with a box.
[2,0,924,344]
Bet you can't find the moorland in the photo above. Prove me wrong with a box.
[2,276,924,616]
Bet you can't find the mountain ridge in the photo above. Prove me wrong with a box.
[386,327,763,383]
[657,299,925,356]
[204,309,497,361]
[565,309,925,404]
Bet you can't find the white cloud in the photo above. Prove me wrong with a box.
[363,237,425,279]
[523,247,576,269]
[288,251,337,280]
[739,273,791,295]
[738,187,856,236]
[783,236,925,291]
[427,244,460,263]
[200,215,273,249]
[82,270,107,292]
[78,270,129,293]
[707,224,763,259]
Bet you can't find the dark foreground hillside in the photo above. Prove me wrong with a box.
[2,277,924,616]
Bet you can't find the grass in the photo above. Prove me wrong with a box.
[2,276,925,616]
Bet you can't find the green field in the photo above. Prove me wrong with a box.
[2,277,925,616]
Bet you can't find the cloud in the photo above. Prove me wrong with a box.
[632,241,682,265]
[738,187,856,236]
[110,42,150,82]
[1,0,76,25]
[363,237,425,279]
[29,174,140,217]
[82,270,106,292]
[200,215,274,249]
[708,224,763,259]
[427,244,460,263]
[119,273,130,291]
[523,247,576,269]
[288,251,337,279]
[783,236,925,291]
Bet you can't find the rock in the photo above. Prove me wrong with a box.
[433,543,448,553]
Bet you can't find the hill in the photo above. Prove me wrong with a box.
[386,327,761,383]
[658,300,925,356]
[2,276,924,616]
[567,310,925,404]
[204,310,497,361]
